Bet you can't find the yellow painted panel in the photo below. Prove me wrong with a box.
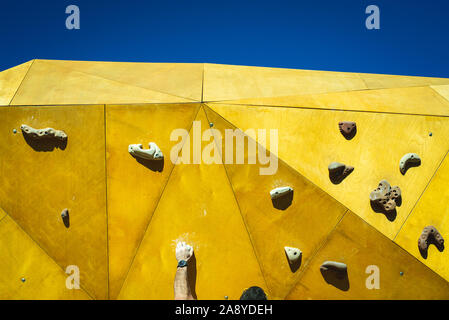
[118,108,267,300]
[0,207,7,221]
[217,86,449,116]
[106,103,200,299]
[11,60,192,106]
[286,212,449,299]
[203,105,348,299]
[45,60,203,101]
[0,105,108,299]
[208,103,449,239]
[0,215,91,299]
[395,153,449,282]
[0,61,33,106]
[431,84,449,103]
[359,73,449,90]
[203,63,368,101]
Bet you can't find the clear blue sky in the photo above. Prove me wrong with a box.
[1,0,448,77]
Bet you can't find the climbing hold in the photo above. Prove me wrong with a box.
[128,142,164,160]
[399,153,421,175]
[270,187,293,210]
[338,121,357,140]
[369,180,401,214]
[328,162,354,184]
[320,261,349,291]
[284,246,302,265]
[61,209,70,228]
[418,226,444,259]
[20,124,67,141]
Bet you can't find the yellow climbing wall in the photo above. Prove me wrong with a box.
[0,60,448,299]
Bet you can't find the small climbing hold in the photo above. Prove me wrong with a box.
[284,246,302,265]
[320,261,349,291]
[399,153,421,175]
[12,128,17,134]
[128,142,164,160]
[328,162,354,184]
[20,124,67,141]
[369,180,401,214]
[418,226,444,259]
[61,209,70,228]
[270,186,294,210]
[338,121,357,140]
[320,261,347,278]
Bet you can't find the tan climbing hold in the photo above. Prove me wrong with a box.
[128,142,164,160]
[20,124,67,141]
[270,186,294,210]
[338,121,357,140]
[320,261,347,276]
[284,246,302,264]
[399,153,421,175]
[328,162,354,184]
[418,226,444,259]
[369,180,401,213]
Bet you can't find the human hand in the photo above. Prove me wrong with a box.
[176,242,193,262]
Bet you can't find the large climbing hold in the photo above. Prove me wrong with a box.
[418,226,445,259]
[128,142,164,160]
[338,121,357,140]
[399,153,421,175]
[20,124,67,141]
[270,186,294,210]
[328,162,354,184]
[320,261,349,291]
[284,246,302,264]
[369,180,401,214]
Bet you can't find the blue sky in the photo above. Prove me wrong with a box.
[1,0,448,77]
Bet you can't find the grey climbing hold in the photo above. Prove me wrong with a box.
[328,162,354,184]
[399,153,421,175]
[320,261,349,291]
[128,142,164,160]
[284,246,302,264]
[61,209,70,228]
[270,187,294,210]
[418,226,444,259]
[20,124,67,141]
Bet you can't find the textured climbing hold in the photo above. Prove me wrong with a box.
[418,226,445,259]
[61,209,70,228]
[128,142,164,160]
[284,246,302,264]
[328,162,354,184]
[320,261,349,291]
[369,180,402,214]
[399,153,421,175]
[270,186,294,210]
[20,124,67,141]
[338,121,357,140]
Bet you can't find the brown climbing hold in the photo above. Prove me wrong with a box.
[369,180,402,218]
[418,226,444,259]
[338,121,357,140]
[61,209,70,228]
[328,162,354,184]
[320,261,349,291]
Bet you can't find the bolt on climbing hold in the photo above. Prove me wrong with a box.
[369,180,401,214]
[320,261,347,277]
[328,162,354,184]
[224,296,228,300]
[399,272,404,276]
[128,142,164,160]
[399,153,421,175]
[209,122,214,127]
[270,186,293,210]
[338,121,357,140]
[12,128,17,134]
[61,209,70,228]
[284,246,302,265]
[418,226,444,259]
[320,261,349,291]
[21,277,26,282]
[20,124,67,141]
[429,132,433,137]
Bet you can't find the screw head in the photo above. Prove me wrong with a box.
[21,277,26,282]
[224,296,228,300]
[399,271,404,276]
[209,122,214,127]
[13,129,17,134]
[429,132,433,137]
